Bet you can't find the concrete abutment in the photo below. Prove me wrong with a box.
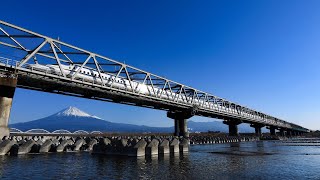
[0,75,17,139]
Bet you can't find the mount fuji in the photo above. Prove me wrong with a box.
[10,106,256,133]
[10,107,172,133]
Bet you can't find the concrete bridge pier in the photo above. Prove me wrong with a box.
[250,124,265,137]
[167,109,196,138]
[223,120,242,136]
[267,126,276,136]
[279,129,285,136]
[296,131,301,136]
[173,119,187,137]
[0,75,17,139]
[292,131,299,136]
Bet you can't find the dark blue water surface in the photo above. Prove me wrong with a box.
[0,140,319,180]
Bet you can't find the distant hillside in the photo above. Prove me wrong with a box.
[10,106,258,133]
[188,121,260,133]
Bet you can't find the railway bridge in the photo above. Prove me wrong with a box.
[0,20,309,138]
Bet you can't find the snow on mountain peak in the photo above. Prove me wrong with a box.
[56,106,101,119]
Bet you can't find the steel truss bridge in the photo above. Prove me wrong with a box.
[0,20,309,134]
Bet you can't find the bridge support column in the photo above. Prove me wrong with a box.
[223,120,242,136]
[297,131,301,136]
[267,126,276,136]
[168,109,195,138]
[250,124,264,137]
[172,119,188,137]
[286,130,292,137]
[0,75,17,139]
[279,129,285,136]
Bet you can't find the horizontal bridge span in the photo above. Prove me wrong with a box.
[0,20,309,132]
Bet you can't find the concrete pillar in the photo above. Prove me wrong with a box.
[179,119,188,138]
[159,139,169,154]
[268,126,276,136]
[297,131,301,136]
[223,120,242,136]
[146,139,159,156]
[179,138,189,153]
[0,76,17,139]
[174,119,180,137]
[287,130,292,137]
[255,127,261,136]
[293,131,298,136]
[168,111,193,138]
[170,138,179,154]
[279,129,285,136]
[250,124,264,137]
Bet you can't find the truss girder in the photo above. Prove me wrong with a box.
[0,20,308,132]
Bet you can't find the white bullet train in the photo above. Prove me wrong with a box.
[26,63,187,101]
[25,63,282,126]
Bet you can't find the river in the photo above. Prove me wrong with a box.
[0,139,319,179]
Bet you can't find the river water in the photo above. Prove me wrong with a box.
[0,139,319,179]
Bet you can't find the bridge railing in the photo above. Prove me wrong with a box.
[0,56,18,67]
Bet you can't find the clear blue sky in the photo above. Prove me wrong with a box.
[1,0,319,130]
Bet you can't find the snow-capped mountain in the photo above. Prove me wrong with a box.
[55,106,102,119]
[10,106,258,133]
[10,106,172,133]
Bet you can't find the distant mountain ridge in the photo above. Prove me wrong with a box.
[10,107,172,133]
[10,107,257,133]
